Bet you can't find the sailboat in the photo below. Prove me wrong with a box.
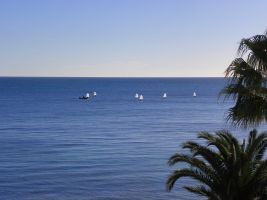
[139,94,144,101]
[162,93,167,99]
[193,92,197,97]
[93,92,97,97]
[135,93,139,99]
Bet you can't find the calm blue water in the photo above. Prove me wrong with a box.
[0,78,250,200]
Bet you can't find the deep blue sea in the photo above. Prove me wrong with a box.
[0,78,261,200]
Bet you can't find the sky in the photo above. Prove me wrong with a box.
[0,0,267,77]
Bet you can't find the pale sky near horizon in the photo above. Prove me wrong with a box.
[0,0,267,77]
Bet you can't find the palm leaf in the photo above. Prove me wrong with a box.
[167,130,267,199]
[221,31,267,127]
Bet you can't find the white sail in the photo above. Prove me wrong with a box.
[193,92,197,97]
[85,93,90,98]
[139,94,144,101]
[93,92,97,96]
[163,93,167,98]
[135,93,139,98]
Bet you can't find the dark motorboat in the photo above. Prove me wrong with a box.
[79,92,90,100]
[79,96,89,100]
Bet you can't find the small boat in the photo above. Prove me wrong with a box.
[79,96,88,100]
[93,92,97,97]
[79,92,90,100]
[135,93,139,99]
[139,94,144,101]
[193,92,197,97]
[162,93,167,99]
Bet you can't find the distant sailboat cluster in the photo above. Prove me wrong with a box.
[79,91,197,101]
[133,91,197,101]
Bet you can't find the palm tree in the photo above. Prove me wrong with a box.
[166,130,267,200]
[222,32,267,127]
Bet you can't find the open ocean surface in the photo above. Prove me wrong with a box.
[0,77,262,200]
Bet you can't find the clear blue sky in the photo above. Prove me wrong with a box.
[1,0,267,77]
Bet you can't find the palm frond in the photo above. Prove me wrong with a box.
[184,185,220,200]
[166,168,215,191]
[167,130,267,199]
[221,31,267,128]
[238,35,267,71]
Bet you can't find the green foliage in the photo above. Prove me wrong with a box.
[222,32,267,127]
[166,130,267,200]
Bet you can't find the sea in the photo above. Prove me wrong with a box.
[0,77,263,200]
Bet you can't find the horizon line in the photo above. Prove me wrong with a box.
[0,75,225,78]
